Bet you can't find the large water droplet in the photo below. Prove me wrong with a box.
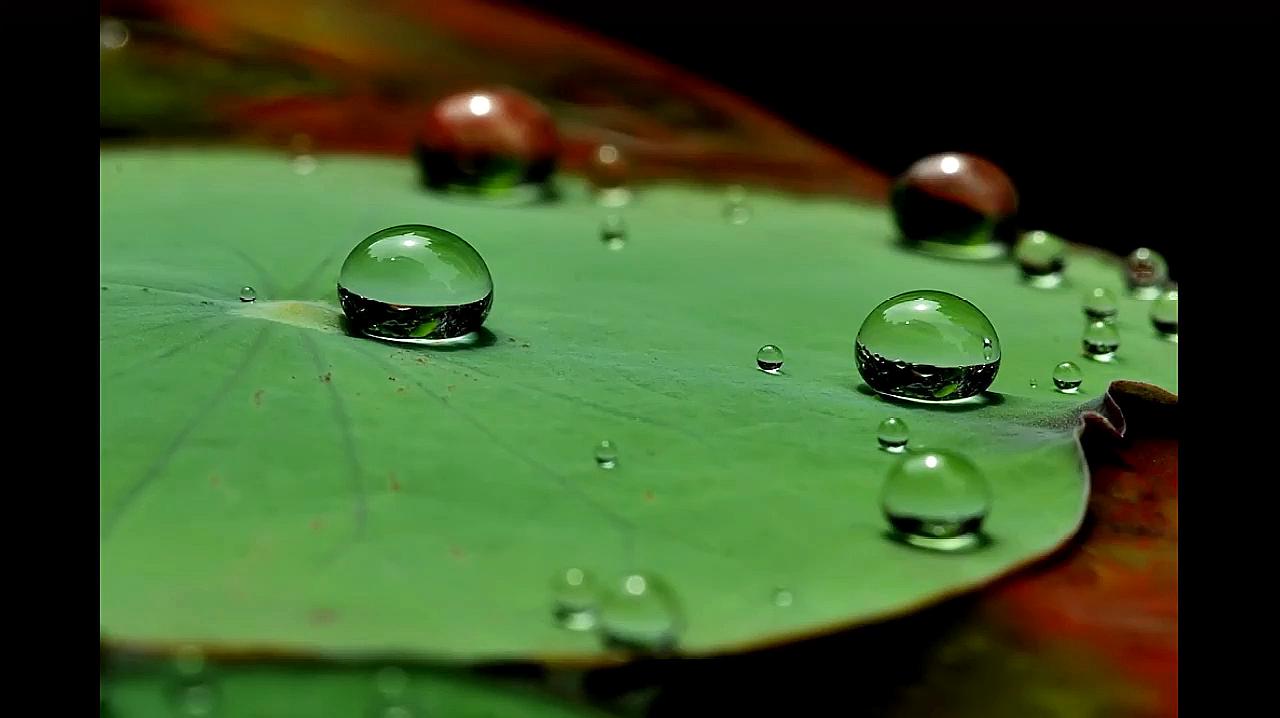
[891,152,1017,260]
[1124,248,1169,299]
[1052,361,1083,393]
[100,19,129,50]
[1151,289,1178,341]
[877,417,909,453]
[756,344,784,374]
[1082,319,1120,362]
[598,573,682,652]
[1083,287,1118,321]
[337,225,493,343]
[1014,230,1066,288]
[551,567,599,631]
[600,214,627,250]
[595,440,618,469]
[239,286,257,302]
[881,449,991,551]
[855,290,1001,402]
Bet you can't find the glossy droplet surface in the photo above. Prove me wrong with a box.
[595,440,618,469]
[881,450,992,551]
[1083,287,1118,321]
[891,153,1017,260]
[756,344,784,374]
[1124,248,1169,299]
[600,214,627,250]
[551,567,599,631]
[1014,230,1066,287]
[239,286,256,302]
[855,290,1001,402]
[1151,289,1178,341]
[877,417,909,453]
[598,573,682,652]
[1052,361,1083,393]
[337,225,493,343]
[1083,319,1120,361]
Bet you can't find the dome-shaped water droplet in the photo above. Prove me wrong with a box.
[772,588,794,608]
[595,440,618,469]
[598,573,682,652]
[881,449,991,551]
[877,417,909,453]
[1151,289,1178,341]
[1124,248,1169,299]
[855,290,1001,402]
[600,214,627,250]
[756,344,784,374]
[891,152,1017,260]
[1083,319,1120,362]
[1014,230,1067,288]
[239,286,257,302]
[1052,361,1083,393]
[337,225,493,343]
[551,567,599,631]
[1083,287,1118,321]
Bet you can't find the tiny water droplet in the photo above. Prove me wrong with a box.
[175,683,218,717]
[551,567,599,631]
[338,225,493,343]
[772,588,794,608]
[1124,248,1169,299]
[239,286,257,302]
[1083,287,1118,321]
[756,344,784,374]
[600,214,627,250]
[1150,289,1178,341]
[877,417,909,453]
[595,440,618,469]
[856,290,1000,402]
[1082,319,1120,362]
[1029,378,1038,389]
[881,449,991,551]
[374,666,409,699]
[1052,361,1083,393]
[598,573,682,652]
[1014,230,1067,288]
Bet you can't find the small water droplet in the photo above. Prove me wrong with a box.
[292,154,318,175]
[169,646,218,717]
[1052,361,1083,393]
[1150,289,1178,341]
[756,344,784,374]
[882,449,991,551]
[595,440,618,469]
[551,567,599,631]
[1014,230,1067,288]
[1083,287,1118,321]
[374,666,409,699]
[772,588,794,608]
[723,185,752,225]
[877,417,909,453]
[1029,378,1038,389]
[600,214,627,250]
[598,572,682,652]
[1082,319,1120,362]
[239,286,257,302]
[338,225,493,343]
[1124,248,1169,299]
[856,290,1000,402]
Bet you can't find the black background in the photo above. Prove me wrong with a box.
[517,7,1262,278]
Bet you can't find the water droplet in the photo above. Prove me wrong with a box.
[600,214,627,250]
[1052,361,1083,393]
[877,417,909,453]
[755,344,784,374]
[881,449,991,551]
[173,645,207,679]
[598,573,682,652]
[891,153,1016,260]
[374,666,409,698]
[100,19,128,50]
[724,185,752,225]
[1083,287,1118,321]
[588,144,632,207]
[174,682,218,717]
[1029,378,1038,389]
[855,290,1001,402]
[551,567,599,631]
[169,646,218,717]
[414,89,558,201]
[1082,319,1120,362]
[595,440,618,470]
[239,286,257,302]
[337,225,493,343]
[292,154,317,175]
[772,588,794,607]
[1150,289,1178,341]
[1124,248,1169,299]
[1014,230,1066,287]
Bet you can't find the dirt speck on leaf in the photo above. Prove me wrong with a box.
[209,475,221,487]
[397,387,407,394]
[320,372,331,383]
[253,389,264,407]
[388,376,396,381]
[416,357,426,364]
[450,545,467,560]
[644,490,655,502]
[309,608,337,625]
[310,518,325,531]
[389,473,401,492]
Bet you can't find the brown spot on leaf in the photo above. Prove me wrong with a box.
[309,608,337,625]
[644,490,655,502]
[310,518,325,531]
[253,389,264,407]
[449,545,467,560]
[209,474,221,487]
[389,473,401,492]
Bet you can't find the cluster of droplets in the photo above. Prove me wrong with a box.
[551,568,683,652]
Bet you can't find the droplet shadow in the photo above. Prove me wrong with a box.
[853,383,1006,412]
